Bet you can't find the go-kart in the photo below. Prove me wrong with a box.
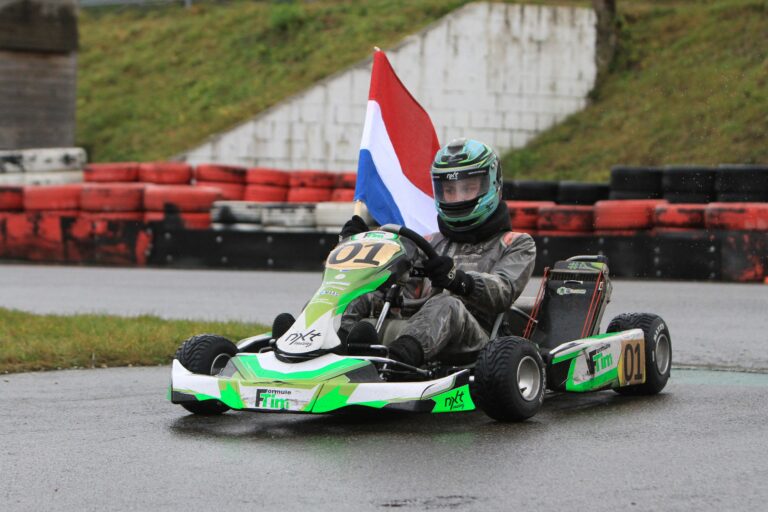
[169,225,672,421]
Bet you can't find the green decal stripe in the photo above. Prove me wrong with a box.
[552,351,581,365]
[218,381,245,409]
[311,384,353,413]
[431,384,475,413]
[235,356,369,381]
[335,273,390,315]
[566,364,619,392]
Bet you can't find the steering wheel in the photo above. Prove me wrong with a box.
[378,224,440,307]
[379,224,438,260]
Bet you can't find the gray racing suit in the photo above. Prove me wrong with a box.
[341,230,536,361]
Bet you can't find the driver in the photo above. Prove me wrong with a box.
[339,138,536,367]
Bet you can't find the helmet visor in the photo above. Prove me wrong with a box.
[433,169,490,217]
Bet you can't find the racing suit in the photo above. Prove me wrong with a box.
[341,227,536,361]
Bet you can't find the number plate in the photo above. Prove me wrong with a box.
[619,338,645,386]
[326,240,401,270]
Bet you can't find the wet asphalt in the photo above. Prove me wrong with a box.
[1,368,767,511]
[1,264,767,511]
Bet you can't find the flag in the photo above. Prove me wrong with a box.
[354,50,440,235]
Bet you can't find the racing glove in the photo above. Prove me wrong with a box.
[423,255,475,296]
[338,215,369,241]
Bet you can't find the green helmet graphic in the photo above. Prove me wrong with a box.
[431,138,502,231]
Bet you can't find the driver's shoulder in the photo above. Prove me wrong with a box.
[499,230,535,248]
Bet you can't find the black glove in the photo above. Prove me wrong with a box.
[423,255,475,296]
[339,215,369,240]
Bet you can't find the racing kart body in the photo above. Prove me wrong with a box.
[169,225,671,421]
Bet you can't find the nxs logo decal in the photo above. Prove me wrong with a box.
[255,388,292,410]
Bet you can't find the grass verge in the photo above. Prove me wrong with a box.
[0,307,266,374]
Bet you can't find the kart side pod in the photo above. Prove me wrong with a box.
[546,328,647,392]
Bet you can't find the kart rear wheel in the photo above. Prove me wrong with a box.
[607,313,672,395]
[175,334,238,415]
[473,336,545,422]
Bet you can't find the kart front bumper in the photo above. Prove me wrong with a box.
[169,355,475,414]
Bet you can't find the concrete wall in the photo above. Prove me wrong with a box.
[179,2,597,171]
[0,0,78,150]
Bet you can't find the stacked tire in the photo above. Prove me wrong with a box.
[609,166,663,200]
[144,185,222,229]
[194,164,246,201]
[288,171,334,203]
[245,168,289,202]
[331,172,357,202]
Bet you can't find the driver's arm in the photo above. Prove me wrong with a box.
[464,233,536,315]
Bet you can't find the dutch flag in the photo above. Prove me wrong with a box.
[354,50,440,235]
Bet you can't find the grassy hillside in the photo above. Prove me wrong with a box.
[77,0,467,162]
[76,0,583,162]
[77,0,767,181]
[503,0,768,180]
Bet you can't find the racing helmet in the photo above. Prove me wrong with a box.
[431,138,502,231]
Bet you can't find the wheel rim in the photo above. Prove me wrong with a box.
[210,353,231,375]
[655,334,671,375]
[517,356,541,401]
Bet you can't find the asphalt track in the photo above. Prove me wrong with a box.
[2,368,767,511]
[2,264,768,511]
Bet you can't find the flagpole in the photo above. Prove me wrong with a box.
[353,200,364,217]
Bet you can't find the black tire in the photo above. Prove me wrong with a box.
[510,180,560,202]
[175,334,238,415]
[663,191,714,204]
[606,313,671,395]
[716,192,768,203]
[609,189,663,200]
[716,164,768,194]
[662,166,718,195]
[557,182,610,205]
[610,166,663,194]
[473,336,545,421]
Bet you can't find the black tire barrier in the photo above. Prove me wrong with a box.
[557,181,610,205]
[510,180,559,202]
[610,166,663,198]
[716,164,768,201]
[662,165,718,202]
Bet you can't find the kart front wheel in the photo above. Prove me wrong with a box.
[607,313,672,395]
[175,334,238,415]
[473,336,545,422]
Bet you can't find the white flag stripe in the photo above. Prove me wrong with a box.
[360,101,438,234]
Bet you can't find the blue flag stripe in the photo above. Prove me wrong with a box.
[354,149,405,226]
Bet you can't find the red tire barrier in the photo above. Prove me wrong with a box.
[138,162,192,184]
[654,204,706,228]
[195,164,247,184]
[289,171,335,189]
[506,201,555,230]
[79,211,144,222]
[244,185,288,202]
[288,187,333,203]
[194,181,245,201]
[0,186,23,211]
[537,205,594,232]
[144,185,222,212]
[705,203,768,230]
[24,184,82,211]
[144,211,211,230]
[246,168,290,187]
[335,172,357,189]
[84,163,139,182]
[594,199,666,230]
[330,188,355,202]
[80,184,145,212]
[537,230,595,237]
